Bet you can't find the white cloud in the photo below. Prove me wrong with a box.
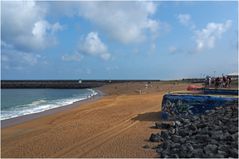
[195,20,232,50]
[175,13,232,53]
[1,41,47,70]
[32,20,62,40]
[62,53,82,62]
[1,1,63,51]
[177,14,191,26]
[177,13,196,30]
[78,32,111,60]
[1,48,41,70]
[168,46,177,54]
[77,1,160,44]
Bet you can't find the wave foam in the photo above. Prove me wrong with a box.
[1,89,98,120]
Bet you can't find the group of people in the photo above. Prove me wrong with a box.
[205,75,232,88]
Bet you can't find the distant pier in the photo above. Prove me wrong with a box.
[1,80,107,88]
[1,80,162,89]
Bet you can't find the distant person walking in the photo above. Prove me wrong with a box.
[205,76,210,88]
[208,77,212,87]
[222,75,227,88]
[215,77,221,88]
[227,76,232,88]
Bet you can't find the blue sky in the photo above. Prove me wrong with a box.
[1,1,238,80]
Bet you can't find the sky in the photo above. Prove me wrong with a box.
[1,1,238,80]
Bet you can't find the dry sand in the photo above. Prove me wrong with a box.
[1,82,195,158]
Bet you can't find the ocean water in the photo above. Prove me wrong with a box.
[1,89,98,120]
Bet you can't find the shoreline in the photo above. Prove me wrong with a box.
[1,89,104,128]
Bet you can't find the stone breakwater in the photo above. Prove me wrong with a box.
[148,105,238,158]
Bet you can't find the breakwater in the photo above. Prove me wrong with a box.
[1,80,162,88]
[1,80,107,88]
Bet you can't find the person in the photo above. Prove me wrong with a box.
[227,76,232,88]
[215,77,220,88]
[208,77,212,87]
[205,75,210,88]
[211,77,215,86]
[222,75,227,88]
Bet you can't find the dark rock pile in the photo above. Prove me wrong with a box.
[149,105,238,158]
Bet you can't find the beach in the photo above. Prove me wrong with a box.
[1,82,198,158]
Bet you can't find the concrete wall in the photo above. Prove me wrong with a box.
[162,94,238,116]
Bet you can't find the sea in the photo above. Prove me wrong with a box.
[1,88,98,120]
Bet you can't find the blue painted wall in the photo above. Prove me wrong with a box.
[162,94,238,116]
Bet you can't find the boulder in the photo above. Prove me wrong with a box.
[149,133,161,142]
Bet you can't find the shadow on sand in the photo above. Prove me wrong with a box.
[132,111,162,122]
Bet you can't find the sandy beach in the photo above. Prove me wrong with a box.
[1,82,197,158]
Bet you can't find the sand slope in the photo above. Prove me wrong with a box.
[1,82,190,158]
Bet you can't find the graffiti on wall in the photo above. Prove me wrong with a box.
[163,99,193,116]
[162,94,238,117]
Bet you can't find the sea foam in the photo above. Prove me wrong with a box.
[1,89,98,120]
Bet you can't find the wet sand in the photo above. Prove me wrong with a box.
[1,82,193,158]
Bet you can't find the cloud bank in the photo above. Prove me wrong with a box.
[78,32,111,61]
[2,1,63,51]
[195,20,232,50]
[177,13,232,52]
[77,1,159,44]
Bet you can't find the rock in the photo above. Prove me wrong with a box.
[175,121,182,126]
[228,127,237,134]
[150,105,238,158]
[212,125,221,131]
[162,141,169,149]
[206,152,217,158]
[225,134,234,141]
[178,129,189,137]
[200,115,205,121]
[185,143,194,152]
[195,134,210,142]
[191,148,203,157]
[209,139,219,145]
[155,122,171,129]
[188,124,197,131]
[179,137,186,144]
[149,133,161,142]
[154,122,161,129]
[185,152,193,158]
[232,133,238,141]
[217,150,227,157]
[169,153,179,158]
[159,151,166,158]
[214,120,223,126]
[229,148,238,158]
[180,118,190,124]
[171,135,181,143]
[211,130,223,140]
[196,123,207,129]
[171,143,180,149]
[169,128,176,134]
[205,144,218,153]
[189,130,197,136]
[160,131,169,140]
[218,145,230,153]
[156,148,162,153]
[213,154,226,158]
[142,145,150,149]
[161,123,171,129]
